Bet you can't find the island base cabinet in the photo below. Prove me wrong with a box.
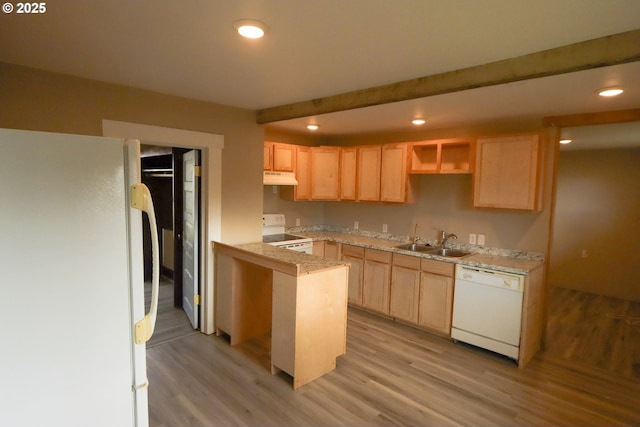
[215,253,273,345]
[271,267,348,389]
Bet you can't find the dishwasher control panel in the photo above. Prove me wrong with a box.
[456,265,524,292]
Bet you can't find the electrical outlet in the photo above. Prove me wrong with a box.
[469,233,477,244]
[295,218,300,227]
[581,249,589,258]
[382,224,388,233]
[478,234,486,246]
[354,220,359,230]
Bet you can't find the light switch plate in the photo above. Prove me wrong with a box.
[478,234,486,245]
[354,220,359,230]
[382,224,388,233]
[469,233,477,244]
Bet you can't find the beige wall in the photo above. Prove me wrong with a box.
[0,62,264,245]
[264,120,556,253]
[549,147,640,301]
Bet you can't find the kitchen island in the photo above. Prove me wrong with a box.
[213,241,350,389]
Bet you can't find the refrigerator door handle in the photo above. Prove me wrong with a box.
[130,183,160,345]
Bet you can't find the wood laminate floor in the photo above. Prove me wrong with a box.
[146,283,640,426]
[544,286,640,382]
[145,277,198,348]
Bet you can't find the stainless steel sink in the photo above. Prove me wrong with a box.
[426,248,471,258]
[395,243,433,252]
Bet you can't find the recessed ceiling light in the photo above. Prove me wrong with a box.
[234,19,268,39]
[597,87,624,97]
[412,119,426,125]
[559,139,572,144]
[307,124,319,131]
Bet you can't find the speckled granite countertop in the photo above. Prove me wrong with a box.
[294,230,544,275]
[213,241,349,276]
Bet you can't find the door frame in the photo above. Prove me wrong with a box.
[103,120,223,334]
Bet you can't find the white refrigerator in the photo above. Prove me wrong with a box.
[0,128,160,427]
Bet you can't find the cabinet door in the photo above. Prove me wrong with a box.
[311,147,340,200]
[272,143,296,172]
[343,254,364,306]
[418,272,453,335]
[294,146,311,200]
[473,134,541,210]
[380,143,408,203]
[342,245,365,306]
[390,265,420,323]
[340,147,357,200]
[263,142,273,171]
[357,145,381,201]
[324,241,341,260]
[362,249,391,314]
[312,241,325,257]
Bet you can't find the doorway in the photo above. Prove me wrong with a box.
[102,119,224,335]
[544,122,640,380]
[141,146,202,330]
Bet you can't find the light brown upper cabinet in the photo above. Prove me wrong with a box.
[264,142,273,171]
[264,142,296,172]
[473,133,542,211]
[409,138,474,174]
[294,146,311,200]
[340,147,357,201]
[356,145,382,201]
[380,143,410,203]
[311,146,341,200]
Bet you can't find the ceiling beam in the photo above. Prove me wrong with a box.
[543,108,640,128]
[257,28,640,124]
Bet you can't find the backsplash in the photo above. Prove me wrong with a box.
[288,224,545,261]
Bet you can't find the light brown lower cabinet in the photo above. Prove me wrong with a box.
[389,254,421,323]
[312,241,325,257]
[313,240,341,260]
[345,246,454,337]
[341,244,364,306]
[418,259,454,335]
[323,241,341,260]
[362,248,392,314]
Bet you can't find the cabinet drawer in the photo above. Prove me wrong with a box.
[421,259,454,277]
[342,244,364,258]
[365,248,392,263]
[392,253,421,270]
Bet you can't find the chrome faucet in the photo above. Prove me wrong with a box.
[412,224,422,244]
[438,229,457,248]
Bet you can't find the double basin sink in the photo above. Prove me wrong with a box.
[395,243,470,258]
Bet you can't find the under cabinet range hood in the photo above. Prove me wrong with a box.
[263,171,298,185]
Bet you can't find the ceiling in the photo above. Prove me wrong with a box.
[1,0,639,148]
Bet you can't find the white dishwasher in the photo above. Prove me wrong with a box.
[452,265,524,360]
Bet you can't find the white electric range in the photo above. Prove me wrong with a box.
[262,214,313,254]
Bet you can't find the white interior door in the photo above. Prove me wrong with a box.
[183,150,200,329]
